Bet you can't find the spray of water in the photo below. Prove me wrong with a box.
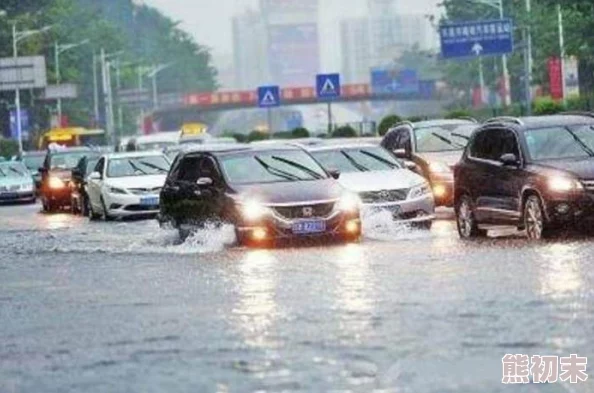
[361,209,431,242]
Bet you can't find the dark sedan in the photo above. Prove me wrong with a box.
[381,119,477,206]
[455,113,594,240]
[159,144,361,246]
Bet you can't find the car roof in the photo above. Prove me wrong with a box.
[410,119,477,128]
[22,150,46,156]
[492,115,594,130]
[181,143,302,156]
[47,147,93,155]
[104,151,167,159]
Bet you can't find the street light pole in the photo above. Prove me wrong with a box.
[54,39,89,122]
[525,0,533,114]
[557,3,566,104]
[92,52,99,125]
[498,1,511,106]
[12,23,22,156]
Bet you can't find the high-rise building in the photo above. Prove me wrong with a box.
[232,10,268,89]
[341,19,371,84]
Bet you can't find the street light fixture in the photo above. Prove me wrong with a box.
[54,39,90,120]
[11,23,52,155]
[146,63,175,109]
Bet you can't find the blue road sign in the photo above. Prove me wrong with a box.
[316,73,341,99]
[439,19,513,59]
[371,68,420,95]
[257,85,280,108]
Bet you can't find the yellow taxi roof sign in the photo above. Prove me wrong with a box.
[181,123,208,135]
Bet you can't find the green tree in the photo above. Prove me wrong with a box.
[378,115,402,136]
[248,130,269,142]
[332,126,357,138]
[291,127,310,138]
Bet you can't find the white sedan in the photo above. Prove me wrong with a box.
[86,151,170,220]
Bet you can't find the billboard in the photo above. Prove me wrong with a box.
[0,56,47,91]
[564,56,580,97]
[9,109,30,141]
[268,24,320,87]
[371,67,420,95]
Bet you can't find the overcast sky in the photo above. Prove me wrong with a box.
[143,0,441,68]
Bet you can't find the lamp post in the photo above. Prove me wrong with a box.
[146,63,174,110]
[12,23,52,155]
[54,39,89,121]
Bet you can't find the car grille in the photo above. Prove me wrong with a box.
[273,202,335,219]
[128,187,162,195]
[359,189,409,203]
[0,185,21,192]
[582,180,594,191]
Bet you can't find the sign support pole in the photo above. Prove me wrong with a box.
[12,23,23,156]
[478,56,485,106]
[267,107,272,134]
[327,102,333,134]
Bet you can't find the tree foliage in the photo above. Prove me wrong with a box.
[378,115,402,136]
[331,125,357,138]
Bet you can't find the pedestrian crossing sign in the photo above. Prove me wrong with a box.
[316,73,341,99]
[257,86,280,108]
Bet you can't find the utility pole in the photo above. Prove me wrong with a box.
[557,3,566,104]
[100,49,115,146]
[54,42,61,123]
[92,52,99,126]
[525,0,533,114]
[498,1,511,106]
[12,23,22,155]
[478,56,486,106]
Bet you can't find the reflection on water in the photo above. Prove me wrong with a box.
[333,244,376,341]
[537,243,584,300]
[45,213,76,230]
[232,250,280,347]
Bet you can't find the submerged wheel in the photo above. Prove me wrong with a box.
[524,195,550,240]
[456,195,486,239]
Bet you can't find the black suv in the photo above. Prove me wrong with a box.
[454,114,594,240]
[381,119,477,206]
[159,144,362,246]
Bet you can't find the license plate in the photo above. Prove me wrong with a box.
[140,196,159,206]
[292,220,326,234]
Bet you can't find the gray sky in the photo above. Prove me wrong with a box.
[143,0,441,70]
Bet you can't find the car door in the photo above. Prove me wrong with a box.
[160,154,182,222]
[485,128,524,224]
[173,154,209,226]
[87,158,105,210]
[196,155,227,221]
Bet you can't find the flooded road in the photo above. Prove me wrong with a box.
[1,203,593,392]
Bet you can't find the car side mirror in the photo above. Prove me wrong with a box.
[328,169,340,179]
[89,171,101,180]
[196,177,213,187]
[393,148,409,159]
[72,168,82,178]
[39,167,47,174]
[500,153,519,167]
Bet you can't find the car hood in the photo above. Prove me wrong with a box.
[417,151,463,168]
[105,175,167,189]
[337,169,425,192]
[49,169,73,181]
[232,179,343,204]
[0,176,33,187]
[534,157,594,179]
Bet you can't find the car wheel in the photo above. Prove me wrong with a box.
[456,195,485,239]
[88,199,101,221]
[411,220,433,230]
[82,196,90,217]
[524,195,549,240]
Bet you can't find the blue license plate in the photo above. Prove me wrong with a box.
[140,196,159,206]
[0,192,18,200]
[292,220,326,234]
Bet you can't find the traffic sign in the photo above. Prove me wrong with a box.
[257,85,280,108]
[316,73,341,99]
[439,19,513,59]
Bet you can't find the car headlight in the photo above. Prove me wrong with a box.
[428,162,452,173]
[48,176,65,189]
[548,176,583,192]
[22,183,34,191]
[241,199,270,221]
[337,193,361,213]
[408,182,432,199]
[108,186,128,195]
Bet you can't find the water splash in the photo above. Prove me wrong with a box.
[361,209,431,242]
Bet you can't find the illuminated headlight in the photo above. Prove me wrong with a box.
[428,162,452,173]
[108,186,128,195]
[408,182,432,199]
[48,176,65,189]
[548,177,583,192]
[241,199,270,221]
[337,193,361,212]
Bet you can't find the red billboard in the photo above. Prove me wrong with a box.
[548,57,563,100]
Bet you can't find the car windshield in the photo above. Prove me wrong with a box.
[414,124,476,153]
[86,159,99,175]
[310,146,402,173]
[136,141,177,151]
[50,152,90,169]
[0,163,28,178]
[107,155,170,178]
[220,149,328,185]
[22,154,45,171]
[525,125,594,160]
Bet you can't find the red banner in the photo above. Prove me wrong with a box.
[548,57,563,100]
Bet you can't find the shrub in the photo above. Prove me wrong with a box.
[407,116,424,122]
[0,139,18,159]
[331,125,357,138]
[291,127,310,138]
[247,130,270,142]
[444,109,473,119]
[533,97,565,115]
[378,114,402,136]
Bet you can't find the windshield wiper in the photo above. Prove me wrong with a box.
[341,150,369,171]
[271,156,324,179]
[8,167,24,176]
[359,150,399,168]
[451,132,470,141]
[254,156,301,181]
[137,160,168,173]
[128,160,148,175]
[432,132,465,148]
[565,127,594,157]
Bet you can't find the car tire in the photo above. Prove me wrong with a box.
[82,196,90,217]
[524,195,550,240]
[412,220,433,230]
[456,194,486,239]
[88,200,101,221]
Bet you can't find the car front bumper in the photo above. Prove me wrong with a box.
[104,192,160,217]
[0,190,35,202]
[361,193,435,223]
[428,173,454,207]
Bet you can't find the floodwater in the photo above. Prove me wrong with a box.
[1,203,593,392]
